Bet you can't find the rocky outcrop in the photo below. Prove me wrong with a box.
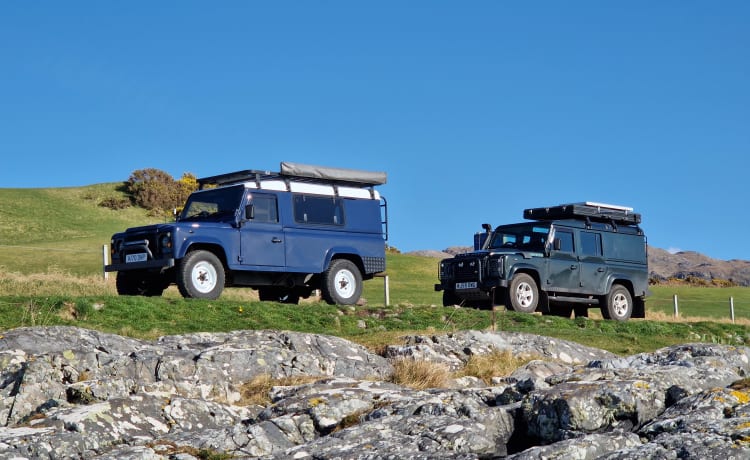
[1,326,750,459]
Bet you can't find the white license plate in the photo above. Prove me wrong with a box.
[455,282,478,290]
[125,253,148,263]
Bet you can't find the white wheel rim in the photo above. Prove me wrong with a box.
[334,269,356,299]
[515,282,534,308]
[191,261,217,294]
[613,293,629,317]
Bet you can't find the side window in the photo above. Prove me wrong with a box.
[580,231,602,257]
[248,193,278,223]
[293,194,345,225]
[556,230,575,253]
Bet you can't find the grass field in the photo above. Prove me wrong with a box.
[2,183,749,356]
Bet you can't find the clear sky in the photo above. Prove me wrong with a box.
[1,2,748,261]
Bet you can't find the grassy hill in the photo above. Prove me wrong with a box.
[0,184,167,274]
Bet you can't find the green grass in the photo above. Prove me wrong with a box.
[648,285,750,321]
[0,184,164,274]
[2,183,750,357]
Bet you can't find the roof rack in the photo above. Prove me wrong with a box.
[198,162,387,190]
[523,202,641,225]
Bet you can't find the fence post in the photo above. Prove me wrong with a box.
[384,274,390,307]
[673,294,679,318]
[102,245,109,281]
[730,297,735,324]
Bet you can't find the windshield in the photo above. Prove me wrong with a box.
[180,185,244,222]
[488,224,550,251]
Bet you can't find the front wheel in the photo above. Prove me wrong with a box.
[177,250,225,299]
[507,273,539,313]
[442,290,462,307]
[603,284,633,321]
[321,259,363,305]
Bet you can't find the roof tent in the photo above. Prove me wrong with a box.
[523,202,641,225]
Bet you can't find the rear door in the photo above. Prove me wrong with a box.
[578,230,607,295]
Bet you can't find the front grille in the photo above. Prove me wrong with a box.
[453,257,482,282]
[125,231,158,250]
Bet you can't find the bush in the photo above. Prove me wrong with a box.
[126,169,198,212]
[99,197,131,210]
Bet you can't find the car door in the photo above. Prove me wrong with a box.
[578,230,608,295]
[545,227,580,293]
[239,192,285,267]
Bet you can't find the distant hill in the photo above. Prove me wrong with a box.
[408,246,750,287]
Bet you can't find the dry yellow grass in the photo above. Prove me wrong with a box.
[0,268,116,296]
[455,349,537,385]
[646,309,750,326]
[389,358,453,390]
[239,374,324,406]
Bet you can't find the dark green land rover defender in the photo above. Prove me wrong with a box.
[435,202,648,321]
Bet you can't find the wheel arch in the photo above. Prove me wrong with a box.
[504,266,548,310]
[324,250,367,279]
[181,242,230,271]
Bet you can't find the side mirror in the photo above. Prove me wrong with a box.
[245,204,254,220]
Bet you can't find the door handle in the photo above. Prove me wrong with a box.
[271,237,282,243]
[570,265,578,270]
[597,267,605,272]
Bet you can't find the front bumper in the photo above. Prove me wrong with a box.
[105,258,175,272]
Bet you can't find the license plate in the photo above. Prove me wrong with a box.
[455,282,477,290]
[125,253,147,263]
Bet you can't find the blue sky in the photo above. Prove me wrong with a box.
[1,2,748,261]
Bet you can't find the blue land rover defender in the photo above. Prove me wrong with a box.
[435,202,648,321]
[105,162,387,305]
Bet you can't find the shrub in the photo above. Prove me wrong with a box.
[126,168,199,213]
[99,197,131,210]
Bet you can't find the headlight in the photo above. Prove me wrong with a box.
[489,257,503,277]
[160,233,172,251]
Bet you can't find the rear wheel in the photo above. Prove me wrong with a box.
[603,284,633,321]
[177,250,225,299]
[321,259,362,305]
[507,273,539,313]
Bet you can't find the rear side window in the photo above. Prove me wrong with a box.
[293,194,345,225]
[580,231,603,256]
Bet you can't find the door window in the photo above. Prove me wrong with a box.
[248,194,278,223]
[556,230,575,252]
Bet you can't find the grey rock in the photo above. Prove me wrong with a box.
[2,326,750,459]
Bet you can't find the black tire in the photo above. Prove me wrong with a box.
[321,259,362,305]
[258,288,300,304]
[442,290,462,307]
[506,273,539,313]
[603,284,633,321]
[116,271,167,297]
[176,250,225,299]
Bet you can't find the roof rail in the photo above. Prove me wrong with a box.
[197,162,387,190]
[523,202,641,225]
